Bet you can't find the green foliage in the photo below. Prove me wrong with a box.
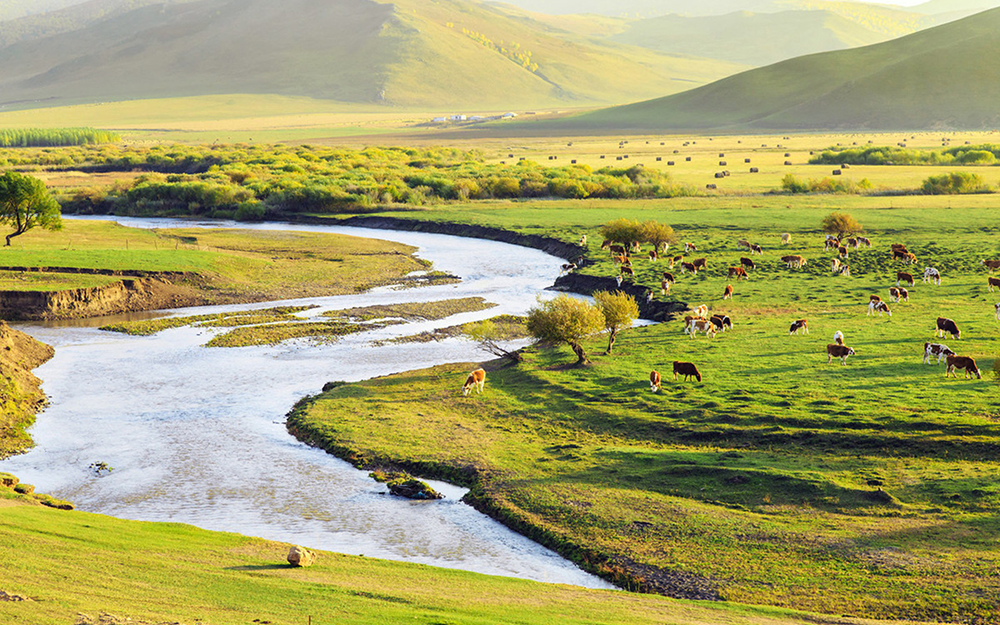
[639,220,676,251]
[781,173,872,194]
[526,295,603,365]
[0,171,62,245]
[820,211,863,238]
[599,218,644,245]
[922,172,990,195]
[0,128,119,148]
[593,290,639,354]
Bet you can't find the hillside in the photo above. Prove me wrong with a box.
[567,6,1000,131]
[0,0,744,110]
[0,0,90,21]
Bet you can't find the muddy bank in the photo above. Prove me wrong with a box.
[0,321,55,460]
[552,272,687,322]
[0,276,204,321]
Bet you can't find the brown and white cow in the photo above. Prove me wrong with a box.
[692,258,708,271]
[723,284,734,300]
[936,317,961,340]
[838,246,849,259]
[648,250,658,262]
[728,266,748,280]
[982,259,1000,273]
[989,277,1000,293]
[684,242,698,253]
[710,314,732,332]
[673,361,702,382]
[789,319,808,335]
[869,294,882,304]
[650,370,661,392]
[896,272,915,287]
[845,237,859,249]
[889,287,909,303]
[749,244,763,256]
[560,263,577,275]
[892,249,911,261]
[923,342,955,364]
[824,238,840,250]
[923,267,941,285]
[868,300,891,317]
[838,264,851,277]
[609,244,626,257]
[662,271,676,284]
[691,305,709,318]
[782,255,807,269]
[680,262,697,274]
[891,243,909,253]
[620,266,635,277]
[660,279,671,295]
[827,344,856,365]
[740,257,756,271]
[831,258,841,273]
[579,235,587,247]
[833,330,844,345]
[905,252,917,265]
[737,239,751,250]
[601,239,612,250]
[856,236,871,248]
[462,368,486,396]
[946,355,981,379]
[689,319,717,338]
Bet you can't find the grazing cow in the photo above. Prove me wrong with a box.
[936,317,961,340]
[728,266,748,280]
[559,263,577,275]
[892,249,910,261]
[868,300,892,317]
[660,279,671,295]
[995,302,1000,321]
[692,305,709,318]
[905,252,917,265]
[662,271,676,284]
[845,238,859,249]
[710,314,732,332]
[650,370,661,392]
[673,361,702,382]
[579,235,587,247]
[684,242,698,253]
[827,344,856,365]
[889,287,909,302]
[789,319,808,335]
[831,258,841,273]
[946,355,981,379]
[692,258,708,271]
[669,255,683,268]
[856,236,871,248]
[982,259,1000,273]
[891,243,909,252]
[681,262,697,274]
[462,368,486,396]
[923,342,955,364]
[615,275,623,287]
[613,254,628,265]
[723,284,734,300]
[838,246,849,259]
[781,233,792,244]
[610,244,626,257]
[923,267,941,285]
[682,315,705,332]
[781,255,807,269]
[740,257,756,270]
[824,238,840,250]
[896,272,915,287]
[648,250,658,262]
[833,330,844,345]
[989,277,1000,293]
[838,264,851,277]
[689,318,717,339]
[620,266,635,277]
[749,244,763,255]
[737,239,751,250]
[601,239,611,250]
[646,290,654,304]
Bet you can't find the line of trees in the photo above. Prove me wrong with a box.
[0,128,120,148]
[811,144,1000,166]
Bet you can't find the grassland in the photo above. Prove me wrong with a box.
[289,195,1000,621]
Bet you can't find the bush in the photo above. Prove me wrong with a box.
[921,172,990,195]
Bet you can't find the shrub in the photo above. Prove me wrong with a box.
[921,172,990,195]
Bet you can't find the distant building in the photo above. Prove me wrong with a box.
[502,112,517,119]
[449,114,467,121]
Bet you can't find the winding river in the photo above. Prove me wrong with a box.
[1,217,614,590]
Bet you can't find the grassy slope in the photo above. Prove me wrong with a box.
[565,6,1000,131]
[294,197,1000,621]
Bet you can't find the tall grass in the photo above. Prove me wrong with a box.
[0,128,120,147]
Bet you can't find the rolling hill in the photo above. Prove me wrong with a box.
[0,0,746,111]
[565,6,1000,131]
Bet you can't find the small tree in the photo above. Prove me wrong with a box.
[821,211,862,240]
[600,218,644,246]
[593,290,639,354]
[0,171,62,246]
[463,318,523,363]
[526,295,603,365]
[641,220,676,252]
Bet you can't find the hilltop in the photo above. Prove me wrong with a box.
[563,6,1000,131]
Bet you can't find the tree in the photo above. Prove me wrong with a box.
[593,290,639,354]
[640,220,676,252]
[821,211,862,240]
[0,172,62,246]
[599,218,644,246]
[463,318,524,363]
[526,295,603,365]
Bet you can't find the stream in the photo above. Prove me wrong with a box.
[0,217,615,590]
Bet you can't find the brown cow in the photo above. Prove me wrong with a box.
[831,258,841,273]
[692,258,708,271]
[982,259,1000,273]
[660,279,670,295]
[946,355,981,379]
[781,255,807,269]
[650,370,661,392]
[891,243,909,252]
[737,239,751,250]
[897,272,915,287]
[740,257,756,270]
[868,300,891,317]
[856,236,871,248]
[838,246,849,259]
[869,294,882,303]
[673,361,702,382]
[609,244,626,257]
[789,319,808,335]
[648,250,658,262]
[723,284,734,300]
[750,244,763,255]
[684,242,698,253]
[728,266,748,280]
[462,368,486,396]
[989,277,1000,293]
[620,266,635,277]
[936,317,961,340]
[824,238,840,250]
[689,319,717,338]
[681,262,697,274]
[669,255,683,268]
[889,287,909,302]
[601,239,612,250]
[845,237,859,249]
[662,271,676,284]
[905,252,917,264]
[827,344,856,365]
[892,249,910,261]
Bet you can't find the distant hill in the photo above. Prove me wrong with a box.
[912,0,1000,14]
[0,0,91,21]
[491,0,785,18]
[567,7,1000,131]
[0,0,746,110]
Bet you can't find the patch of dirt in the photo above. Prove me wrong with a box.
[75,614,187,625]
[0,590,30,601]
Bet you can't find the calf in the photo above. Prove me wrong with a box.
[923,267,941,285]
[896,272,915,287]
[462,368,486,396]
[579,235,587,247]
[923,342,955,364]
[982,259,1000,273]
[888,287,909,303]
[689,318,717,338]
[833,330,844,345]
[827,344,856,365]
[680,262,697,274]
[710,314,732,332]
[650,370,661,392]
[989,277,1000,293]
[868,300,891,317]
[936,317,961,340]
[781,255,806,269]
[946,355,981,379]
[728,266,748,280]
[789,319,808,335]
[740,256,756,270]
[684,242,698,253]
[750,243,763,255]
[692,258,708,271]
[723,284,734,300]
[673,361,702,382]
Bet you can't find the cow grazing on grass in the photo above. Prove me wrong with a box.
[905,252,917,265]
[936,317,961,340]
[982,259,1000,273]
[692,305,709,318]
[845,238,859,249]
[869,294,882,303]
[680,262,697,275]
[923,267,941,285]
[710,314,732,332]
[723,284,734,300]
[662,272,675,284]
[781,233,791,244]
[620,266,634,277]
[750,244,763,255]
[892,249,911,262]
[824,238,840,250]
[838,246,849,259]
[856,237,871,248]
[838,264,851,277]
[661,279,671,295]
[737,239,751,250]
[868,300,892,317]
[946,355,981,379]
[684,242,698,253]
[889,287,909,303]
[650,370,661,392]
[896,272,915,287]
[782,255,807,269]
[923,343,955,364]
[648,250,658,262]
[827,344,856,365]
[462,368,486,396]
[601,239,611,250]
[989,277,1000,293]
[668,255,683,268]
[740,257,756,271]
[831,258,841,273]
[891,243,909,253]
[615,275,623,287]
[995,303,1000,321]
[673,361,702,382]
[559,263,577,275]
[833,330,844,345]
[689,318,717,338]
[692,258,708,271]
[789,319,808,335]
[728,266,748,280]
[579,235,587,247]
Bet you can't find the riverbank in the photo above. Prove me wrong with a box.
[0,321,55,460]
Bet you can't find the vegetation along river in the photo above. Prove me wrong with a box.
[1,217,614,590]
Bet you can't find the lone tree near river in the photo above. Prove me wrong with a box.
[0,171,62,246]
[526,294,603,366]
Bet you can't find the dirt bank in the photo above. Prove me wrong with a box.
[0,321,55,459]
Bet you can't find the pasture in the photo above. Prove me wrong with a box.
[292,197,1000,622]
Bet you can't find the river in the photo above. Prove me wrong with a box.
[1,217,614,590]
